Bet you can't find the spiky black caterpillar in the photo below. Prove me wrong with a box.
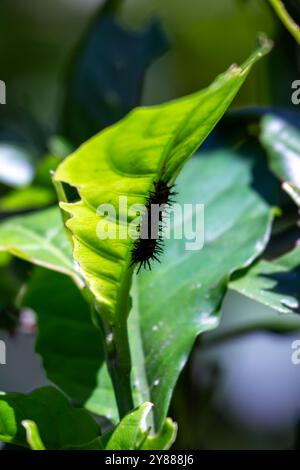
[131,181,176,273]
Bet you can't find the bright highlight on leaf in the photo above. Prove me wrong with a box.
[0,207,82,287]
[283,182,300,208]
[260,114,300,188]
[22,148,275,429]
[22,420,46,450]
[54,38,272,326]
[103,402,176,450]
[230,245,300,315]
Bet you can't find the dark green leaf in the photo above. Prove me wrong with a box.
[61,12,168,145]
[0,387,100,449]
[31,149,274,429]
[23,268,117,422]
[55,41,272,328]
[0,262,20,331]
[131,148,274,429]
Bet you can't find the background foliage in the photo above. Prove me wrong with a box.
[0,0,299,450]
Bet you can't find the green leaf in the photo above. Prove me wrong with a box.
[23,268,117,422]
[260,114,300,188]
[0,385,174,450]
[47,135,73,160]
[22,420,46,450]
[0,262,20,331]
[55,40,272,327]
[282,181,300,208]
[69,403,177,450]
[104,402,154,450]
[61,8,168,146]
[103,402,176,450]
[230,245,300,315]
[130,148,274,429]
[203,290,300,349]
[34,154,64,188]
[0,387,100,449]
[139,417,177,450]
[0,186,55,212]
[0,207,82,287]
[30,149,274,429]
[0,252,11,267]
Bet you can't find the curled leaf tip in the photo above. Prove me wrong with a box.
[257,34,274,54]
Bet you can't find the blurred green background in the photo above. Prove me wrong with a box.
[0,0,294,121]
[0,0,300,450]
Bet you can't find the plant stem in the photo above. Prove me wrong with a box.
[91,266,135,419]
[53,159,134,419]
[99,316,134,419]
[51,174,74,247]
[82,264,134,419]
[268,0,300,45]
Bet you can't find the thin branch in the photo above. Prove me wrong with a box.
[269,0,300,45]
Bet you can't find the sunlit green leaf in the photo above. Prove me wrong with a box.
[230,245,300,315]
[29,148,274,430]
[68,403,177,450]
[22,420,46,450]
[260,114,300,188]
[103,402,176,450]
[55,41,272,327]
[0,207,82,287]
[130,149,274,429]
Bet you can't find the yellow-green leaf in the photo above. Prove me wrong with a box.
[54,39,272,326]
[22,420,46,450]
